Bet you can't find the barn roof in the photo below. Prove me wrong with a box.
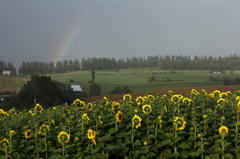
[71,85,82,92]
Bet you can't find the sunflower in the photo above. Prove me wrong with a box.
[103,97,109,106]
[0,109,9,121]
[116,111,123,122]
[219,126,228,134]
[171,95,181,104]
[158,116,163,128]
[142,104,152,114]
[111,102,120,113]
[182,98,194,106]
[191,89,198,94]
[9,130,16,136]
[73,99,85,108]
[220,92,228,98]
[160,94,167,102]
[57,131,70,143]
[25,129,32,138]
[98,116,103,125]
[213,90,221,98]
[135,96,144,105]
[202,114,208,118]
[236,96,240,101]
[147,95,155,100]
[123,94,132,101]
[86,103,93,110]
[87,129,97,145]
[132,114,142,128]
[168,90,174,96]
[237,101,240,112]
[8,108,17,116]
[34,103,43,113]
[0,138,10,151]
[39,125,50,135]
[82,113,90,124]
[207,93,214,99]
[52,107,57,112]
[173,117,187,130]
[217,98,226,107]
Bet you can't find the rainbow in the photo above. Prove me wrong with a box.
[53,19,86,62]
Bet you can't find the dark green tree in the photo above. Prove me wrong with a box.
[89,83,101,96]
[91,67,95,83]
[17,74,63,109]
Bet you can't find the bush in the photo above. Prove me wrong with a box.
[110,86,132,95]
[69,79,74,82]
[149,76,155,82]
[89,83,101,96]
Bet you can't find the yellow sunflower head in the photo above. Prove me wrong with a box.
[123,94,132,101]
[132,114,142,128]
[0,138,10,151]
[111,102,120,113]
[73,99,85,108]
[171,95,181,104]
[219,126,228,134]
[87,129,97,140]
[34,103,43,113]
[147,95,155,100]
[191,89,198,94]
[158,116,163,128]
[52,107,57,112]
[217,98,226,107]
[135,96,144,105]
[86,103,93,110]
[236,96,240,101]
[207,93,214,99]
[103,97,109,106]
[142,104,152,114]
[116,111,123,122]
[182,98,194,106]
[173,117,187,131]
[213,90,221,98]
[160,94,167,102]
[82,113,90,124]
[39,125,50,135]
[220,92,228,98]
[9,130,16,136]
[0,109,9,121]
[25,129,32,139]
[98,116,103,126]
[57,131,70,143]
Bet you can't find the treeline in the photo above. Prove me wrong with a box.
[18,59,80,75]
[0,60,16,75]
[81,54,240,70]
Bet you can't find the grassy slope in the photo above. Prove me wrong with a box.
[50,68,239,95]
[1,69,239,95]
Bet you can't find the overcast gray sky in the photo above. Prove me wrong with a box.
[1,0,240,71]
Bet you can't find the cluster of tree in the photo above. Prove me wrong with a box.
[110,86,132,95]
[223,77,240,85]
[209,75,221,82]
[81,54,240,70]
[18,59,80,75]
[0,60,16,75]
[1,74,79,110]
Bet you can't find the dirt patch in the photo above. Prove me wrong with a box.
[80,85,240,103]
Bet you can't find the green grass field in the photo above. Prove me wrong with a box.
[50,68,239,95]
[1,69,239,95]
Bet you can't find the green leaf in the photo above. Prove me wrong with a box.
[108,128,118,134]
[158,138,172,148]
[162,149,174,158]
[178,142,191,149]
[133,139,141,146]
[225,153,233,159]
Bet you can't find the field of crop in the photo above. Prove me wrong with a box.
[1,89,240,158]
[0,76,25,93]
[50,69,239,95]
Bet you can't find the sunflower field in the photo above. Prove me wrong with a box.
[0,89,240,159]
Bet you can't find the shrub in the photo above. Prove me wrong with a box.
[89,83,101,96]
[149,76,155,82]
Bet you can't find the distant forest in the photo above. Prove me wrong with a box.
[0,60,16,75]
[2,54,240,75]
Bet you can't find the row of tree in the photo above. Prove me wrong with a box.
[0,60,16,75]
[81,54,240,70]
[18,59,80,75]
